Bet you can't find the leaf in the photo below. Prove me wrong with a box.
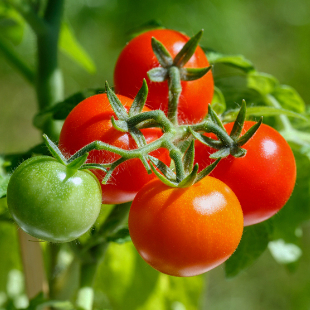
[272,85,305,113]
[225,221,272,278]
[94,242,204,310]
[268,239,302,264]
[59,22,96,74]
[180,66,211,81]
[33,88,105,127]
[0,3,25,45]
[151,37,173,68]
[205,49,255,72]
[107,228,131,244]
[211,86,226,115]
[0,174,10,198]
[247,71,279,95]
[222,106,307,123]
[127,19,164,39]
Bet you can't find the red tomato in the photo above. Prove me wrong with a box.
[59,94,170,204]
[194,121,296,226]
[128,177,243,277]
[114,29,214,125]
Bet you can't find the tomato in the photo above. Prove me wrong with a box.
[59,93,170,205]
[128,177,243,277]
[194,121,297,226]
[7,156,102,243]
[114,29,214,125]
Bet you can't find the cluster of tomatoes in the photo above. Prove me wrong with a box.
[7,29,296,277]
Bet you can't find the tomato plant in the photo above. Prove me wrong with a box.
[128,177,243,277]
[7,156,102,243]
[194,121,297,226]
[114,29,214,124]
[59,93,170,204]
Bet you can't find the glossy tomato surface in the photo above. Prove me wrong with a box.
[114,29,214,125]
[7,156,102,243]
[194,121,297,226]
[59,93,170,204]
[128,177,243,277]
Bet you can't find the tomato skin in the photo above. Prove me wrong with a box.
[59,93,170,205]
[114,29,214,125]
[7,156,102,243]
[194,122,297,226]
[128,177,243,277]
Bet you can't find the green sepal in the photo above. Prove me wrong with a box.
[129,79,148,117]
[147,67,168,82]
[209,147,231,159]
[180,66,212,81]
[178,164,199,188]
[238,117,263,146]
[129,127,147,147]
[80,163,109,173]
[111,116,128,132]
[105,81,128,120]
[195,158,220,183]
[230,147,247,158]
[151,37,173,67]
[102,157,127,184]
[230,100,246,140]
[183,140,195,174]
[43,134,67,165]
[150,162,178,187]
[139,155,152,174]
[189,127,222,149]
[208,104,225,131]
[67,152,88,170]
[149,156,176,181]
[173,30,203,68]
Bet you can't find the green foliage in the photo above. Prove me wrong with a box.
[94,242,204,310]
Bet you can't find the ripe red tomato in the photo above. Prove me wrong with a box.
[128,177,243,277]
[194,121,296,226]
[59,94,170,205]
[114,29,214,125]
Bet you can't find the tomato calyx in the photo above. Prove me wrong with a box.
[147,30,212,125]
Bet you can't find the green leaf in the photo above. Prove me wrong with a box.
[225,221,272,278]
[107,228,131,244]
[33,88,105,127]
[94,242,204,310]
[0,174,10,198]
[222,106,307,123]
[205,49,255,72]
[0,3,25,45]
[272,85,305,113]
[127,19,164,39]
[129,79,148,117]
[230,100,246,140]
[59,22,96,74]
[247,71,279,95]
[211,86,226,115]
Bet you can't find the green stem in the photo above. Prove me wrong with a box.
[167,66,182,125]
[0,36,35,84]
[36,0,64,140]
[76,262,99,310]
[7,0,48,35]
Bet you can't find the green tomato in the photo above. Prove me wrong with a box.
[7,156,102,243]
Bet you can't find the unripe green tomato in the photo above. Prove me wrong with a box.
[7,156,102,243]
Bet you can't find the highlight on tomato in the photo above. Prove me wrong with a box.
[59,93,170,205]
[194,121,297,226]
[114,29,214,124]
[128,177,244,277]
[7,156,102,243]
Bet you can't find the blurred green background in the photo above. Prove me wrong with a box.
[1,0,310,309]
